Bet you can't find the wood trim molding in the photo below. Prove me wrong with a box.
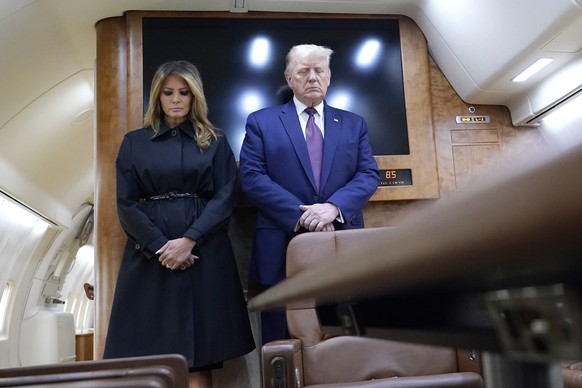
[94,15,130,359]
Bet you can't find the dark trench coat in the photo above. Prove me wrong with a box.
[103,120,255,369]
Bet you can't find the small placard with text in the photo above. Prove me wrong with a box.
[379,169,413,186]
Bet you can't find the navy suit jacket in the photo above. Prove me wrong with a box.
[239,100,379,285]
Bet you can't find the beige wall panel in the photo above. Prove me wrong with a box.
[452,144,501,189]
[451,129,499,144]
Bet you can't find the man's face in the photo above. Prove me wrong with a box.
[286,54,331,107]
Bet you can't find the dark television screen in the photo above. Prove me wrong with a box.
[142,17,409,159]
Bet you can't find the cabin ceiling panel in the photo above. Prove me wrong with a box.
[0,0,36,21]
[0,71,93,172]
[0,1,91,131]
[0,70,94,226]
[420,0,582,97]
[248,0,418,15]
[32,121,94,207]
[541,19,582,53]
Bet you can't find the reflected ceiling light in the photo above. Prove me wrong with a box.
[327,89,352,110]
[76,244,94,264]
[238,89,265,114]
[248,37,271,68]
[355,39,382,68]
[512,58,553,82]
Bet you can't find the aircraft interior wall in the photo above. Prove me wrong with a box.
[0,197,95,368]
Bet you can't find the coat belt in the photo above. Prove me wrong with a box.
[139,192,199,202]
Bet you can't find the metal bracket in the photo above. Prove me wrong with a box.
[336,303,366,336]
[486,283,582,362]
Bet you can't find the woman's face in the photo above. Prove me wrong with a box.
[160,74,192,127]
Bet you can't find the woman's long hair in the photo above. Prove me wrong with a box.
[144,60,218,149]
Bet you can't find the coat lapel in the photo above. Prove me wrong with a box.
[320,104,341,190]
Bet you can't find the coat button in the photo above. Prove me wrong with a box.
[135,243,141,250]
[171,130,177,136]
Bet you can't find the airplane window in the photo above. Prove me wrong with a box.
[0,281,12,335]
[76,245,94,265]
[53,249,74,280]
[0,195,51,337]
[62,244,95,332]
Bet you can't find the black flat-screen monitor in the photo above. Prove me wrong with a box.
[143,17,408,159]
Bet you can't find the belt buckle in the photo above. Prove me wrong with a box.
[167,192,177,200]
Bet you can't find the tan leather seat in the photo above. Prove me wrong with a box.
[261,228,484,388]
[563,361,582,388]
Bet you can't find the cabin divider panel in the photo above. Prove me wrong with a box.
[95,16,131,360]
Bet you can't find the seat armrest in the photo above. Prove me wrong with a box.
[0,354,188,387]
[262,339,303,388]
[562,361,582,388]
[457,349,483,375]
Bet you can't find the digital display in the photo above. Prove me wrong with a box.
[379,169,412,186]
[143,17,409,159]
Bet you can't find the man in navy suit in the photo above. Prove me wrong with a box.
[239,44,380,344]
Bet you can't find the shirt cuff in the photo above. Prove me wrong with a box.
[329,202,344,224]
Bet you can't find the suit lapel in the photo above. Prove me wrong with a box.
[280,102,318,189]
[320,104,341,189]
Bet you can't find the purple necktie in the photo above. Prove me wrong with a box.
[305,107,323,191]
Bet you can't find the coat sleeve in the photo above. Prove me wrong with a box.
[183,135,237,244]
[116,134,168,259]
[239,112,306,231]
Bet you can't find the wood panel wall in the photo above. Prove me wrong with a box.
[364,57,546,227]
[95,17,128,360]
[94,12,546,359]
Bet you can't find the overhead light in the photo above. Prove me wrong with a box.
[512,58,553,83]
[248,37,271,68]
[354,38,382,69]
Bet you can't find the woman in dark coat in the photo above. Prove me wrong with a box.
[104,60,255,387]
